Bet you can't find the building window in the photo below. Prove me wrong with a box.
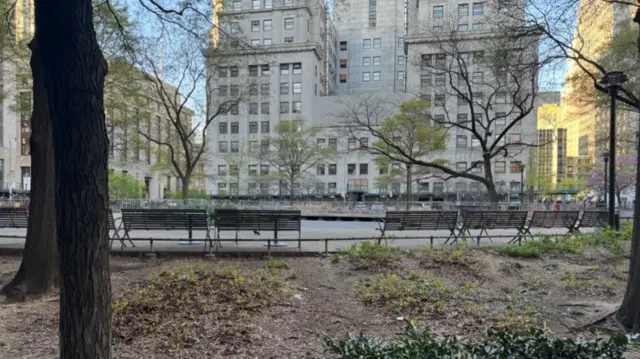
[249,83,259,95]
[261,121,270,133]
[249,65,259,77]
[456,162,466,171]
[219,141,228,153]
[348,138,356,149]
[471,137,480,147]
[472,71,483,84]
[280,63,290,75]
[284,0,293,6]
[340,41,347,51]
[292,82,301,93]
[473,2,483,15]
[261,65,270,76]
[249,140,259,152]
[285,36,293,43]
[230,22,240,34]
[329,138,337,150]
[231,141,239,153]
[369,0,377,27]
[328,182,337,193]
[472,23,483,30]
[293,63,302,74]
[284,18,294,30]
[398,37,404,47]
[373,56,381,65]
[510,133,521,144]
[362,72,370,81]
[263,38,272,45]
[264,0,273,8]
[317,138,326,148]
[373,38,381,48]
[261,83,270,95]
[230,104,239,115]
[421,74,431,88]
[496,92,507,104]
[251,39,260,47]
[280,102,289,113]
[433,5,443,18]
[456,135,467,148]
[232,1,241,10]
[398,55,404,65]
[458,3,469,16]
[339,73,347,83]
[261,139,270,152]
[363,39,371,49]
[347,163,356,175]
[219,122,228,134]
[251,20,260,32]
[458,24,468,31]
[230,85,239,97]
[495,161,506,173]
[252,0,260,8]
[260,165,269,175]
[230,122,239,134]
[434,94,445,105]
[218,165,227,176]
[280,82,289,94]
[263,19,272,31]
[261,102,270,114]
[247,165,257,176]
[373,71,381,81]
[219,85,228,96]
[340,59,347,68]
[495,112,507,126]
[435,53,446,66]
[359,137,369,148]
[292,101,302,113]
[510,161,522,173]
[359,163,368,175]
[457,113,468,123]
[397,71,405,80]
[363,57,371,66]
[317,164,325,175]
[230,66,238,77]
[249,103,258,115]
[328,164,337,175]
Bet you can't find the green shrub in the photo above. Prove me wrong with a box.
[325,320,628,359]
[496,234,626,258]
[331,241,404,270]
[352,273,456,315]
[495,244,540,258]
[264,259,290,270]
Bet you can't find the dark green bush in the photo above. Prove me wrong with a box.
[325,320,628,358]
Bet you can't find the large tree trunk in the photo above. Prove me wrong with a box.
[617,130,640,331]
[483,158,499,204]
[0,40,57,299]
[181,172,191,201]
[35,1,112,358]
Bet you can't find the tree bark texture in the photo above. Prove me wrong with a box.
[0,40,57,299]
[181,172,191,201]
[617,132,640,331]
[483,159,499,204]
[34,1,112,358]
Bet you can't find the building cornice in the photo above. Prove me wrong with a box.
[203,42,325,62]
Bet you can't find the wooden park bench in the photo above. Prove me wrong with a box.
[574,211,608,232]
[520,210,580,241]
[213,208,302,249]
[120,208,211,252]
[377,211,459,246]
[0,207,28,231]
[460,210,529,246]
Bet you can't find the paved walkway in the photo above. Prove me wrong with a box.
[0,220,590,255]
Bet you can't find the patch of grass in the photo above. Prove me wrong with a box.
[498,302,540,330]
[331,241,405,270]
[495,244,540,258]
[352,273,469,316]
[112,264,289,349]
[495,234,627,259]
[562,273,619,295]
[264,258,290,270]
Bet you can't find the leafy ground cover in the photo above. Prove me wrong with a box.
[0,233,637,358]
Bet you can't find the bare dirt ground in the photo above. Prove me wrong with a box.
[0,242,635,359]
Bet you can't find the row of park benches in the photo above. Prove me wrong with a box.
[0,207,610,251]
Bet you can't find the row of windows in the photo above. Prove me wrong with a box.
[233,17,294,34]
[338,37,404,51]
[219,100,303,117]
[432,2,484,18]
[455,133,521,148]
[421,92,513,106]
[220,63,303,78]
[216,182,341,194]
[340,55,404,69]
[231,0,294,11]
[420,72,485,87]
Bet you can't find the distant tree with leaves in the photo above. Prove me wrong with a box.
[262,119,336,197]
[109,172,146,199]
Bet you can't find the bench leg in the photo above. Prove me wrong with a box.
[298,231,301,251]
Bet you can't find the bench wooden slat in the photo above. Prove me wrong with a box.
[214,209,302,232]
[382,211,458,231]
[0,207,29,229]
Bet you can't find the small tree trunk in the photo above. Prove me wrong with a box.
[1,40,57,299]
[617,132,640,330]
[181,172,191,202]
[36,0,112,357]
[406,165,412,210]
[289,175,295,197]
[483,158,499,205]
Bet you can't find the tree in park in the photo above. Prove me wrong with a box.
[588,155,636,204]
[109,172,146,199]
[1,0,135,299]
[364,99,448,201]
[262,119,336,197]
[506,0,640,331]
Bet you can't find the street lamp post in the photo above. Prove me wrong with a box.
[602,149,609,210]
[520,164,526,204]
[599,71,628,228]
